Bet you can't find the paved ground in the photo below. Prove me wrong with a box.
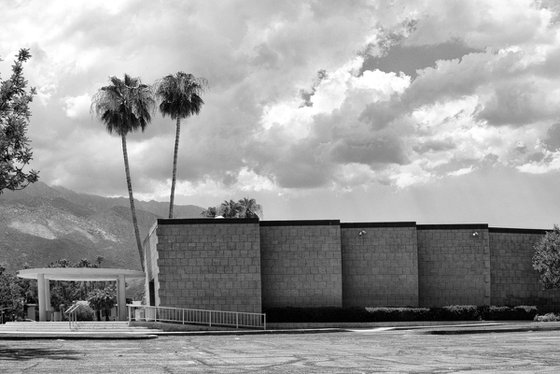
[1,328,559,373]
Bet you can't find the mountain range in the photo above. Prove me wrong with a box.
[0,182,203,272]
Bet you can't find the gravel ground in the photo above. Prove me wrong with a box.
[1,328,560,373]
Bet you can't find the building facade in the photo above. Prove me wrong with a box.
[143,219,560,313]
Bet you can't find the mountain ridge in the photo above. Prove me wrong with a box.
[0,182,204,272]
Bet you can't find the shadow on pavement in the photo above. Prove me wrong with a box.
[0,346,80,361]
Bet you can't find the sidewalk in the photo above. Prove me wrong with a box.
[2,320,559,339]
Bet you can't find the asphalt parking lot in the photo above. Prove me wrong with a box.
[1,328,560,373]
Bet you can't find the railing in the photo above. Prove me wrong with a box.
[127,305,266,330]
[64,303,81,330]
[64,302,92,330]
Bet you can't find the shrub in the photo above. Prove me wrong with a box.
[481,305,537,320]
[364,307,431,322]
[265,307,353,323]
[512,305,538,320]
[431,305,481,321]
[264,305,538,323]
[485,306,511,320]
[534,312,560,322]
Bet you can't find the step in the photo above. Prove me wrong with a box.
[0,327,161,333]
[0,321,162,334]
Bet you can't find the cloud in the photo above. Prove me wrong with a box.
[3,0,560,210]
[543,123,560,151]
[63,94,91,119]
[362,40,481,78]
[476,80,560,126]
[402,0,553,49]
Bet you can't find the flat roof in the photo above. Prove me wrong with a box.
[17,268,145,281]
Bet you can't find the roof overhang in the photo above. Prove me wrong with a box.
[17,268,145,281]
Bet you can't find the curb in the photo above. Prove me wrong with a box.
[153,328,348,336]
[426,325,560,335]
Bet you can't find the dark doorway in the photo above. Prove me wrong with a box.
[149,280,155,306]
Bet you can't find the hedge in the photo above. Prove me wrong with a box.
[264,305,538,323]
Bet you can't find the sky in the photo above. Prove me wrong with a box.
[2,0,560,228]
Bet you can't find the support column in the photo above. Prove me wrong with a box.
[117,275,126,321]
[44,279,51,321]
[37,273,46,321]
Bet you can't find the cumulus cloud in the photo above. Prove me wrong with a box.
[543,123,560,151]
[3,0,560,208]
[63,94,91,119]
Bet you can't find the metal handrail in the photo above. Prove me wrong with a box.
[128,305,266,330]
[64,303,89,330]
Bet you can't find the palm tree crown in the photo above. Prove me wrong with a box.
[220,200,241,218]
[92,74,154,135]
[238,197,263,219]
[156,72,206,120]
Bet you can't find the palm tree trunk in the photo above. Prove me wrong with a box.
[121,134,145,271]
[168,117,181,218]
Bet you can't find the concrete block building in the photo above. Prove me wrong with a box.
[143,219,560,312]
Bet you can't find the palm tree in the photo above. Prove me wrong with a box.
[238,197,263,219]
[155,72,207,218]
[91,74,154,271]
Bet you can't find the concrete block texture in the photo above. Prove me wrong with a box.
[155,221,262,313]
[341,224,419,307]
[489,228,560,310]
[260,222,343,308]
[417,225,491,307]
[149,219,558,313]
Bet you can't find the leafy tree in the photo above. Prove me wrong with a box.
[92,74,155,271]
[95,256,104,267]
[48,258,109,311]
[87,285,116,321]
[0,264,25,320]
[155,72,207,219]
[202,198,263,219]
[200,206,218,218]
[533,225,560,289]
[0,48,39,194]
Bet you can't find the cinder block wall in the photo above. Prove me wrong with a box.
[155,219,262,313]
[489,228,560,310]
[147,219,560,312]
[341,222,419,307]
[260,221,343,309]
[417,225,491,307]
